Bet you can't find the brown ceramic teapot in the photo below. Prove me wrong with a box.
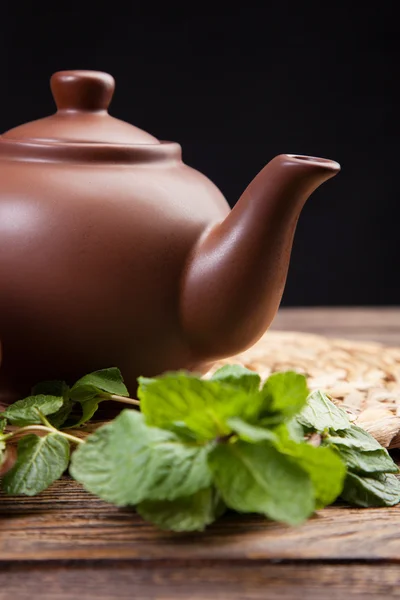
[0,70,340,403]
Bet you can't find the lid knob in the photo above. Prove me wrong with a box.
[50,70,115,112]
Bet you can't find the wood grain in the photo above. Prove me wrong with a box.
[271,307,400,345]
[1,562,400,600]
[2,478,400,562]
[1,308,400,599]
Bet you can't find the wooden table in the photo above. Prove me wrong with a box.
[1,307,400,600]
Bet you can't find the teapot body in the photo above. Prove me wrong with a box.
[0,70,341,405]
[0,145,229,401]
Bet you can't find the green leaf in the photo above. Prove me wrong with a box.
[2,395,64,426]
[327,425,388,452]
[0,439,6,465]
[70,367,129,402]
[341,472,400,507]
[238,421,345,509]
[49,399,76,429]
[258,371,309,424]
[297,390,351,433]
[70,397,102,428]
[68,368,129,425]
[219,419,345,511]
[277,438,346,508]
[2,434,70,496]
[209,440,314,525]
[165,422,200,442]
[70,410,213,506]
[32,380,69,397]
[286,418,306,442]
[211,365,261,393]
[31,380,74,428]
[325,425,398,474]
[226,417,279,444]
[0,417,6,434]
[138,372,254,440]
[337,447,398,475]
[137,487,225,532]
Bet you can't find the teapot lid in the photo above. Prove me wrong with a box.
[2,70,159,145]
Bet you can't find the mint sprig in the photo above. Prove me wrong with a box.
[1,366,399,532]
[71,368,346,529]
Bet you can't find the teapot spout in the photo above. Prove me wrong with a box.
[180,154,340,358]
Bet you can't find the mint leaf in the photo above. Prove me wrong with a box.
[337,447,398,475]
[49,399,75,429]
[224,420,345,510]
[70,397,102,428]
[258,371,309,424]
[70,368,129,402]
[327,425,388,452]
[70,410,213,506]
[139,373,253,440]
[286,418,306,442]
[297,390,351,432]
[68,368,129,426]
[341,472,400,507]
[2,395,64,426]
[211,365,261,392]
[277,438,346,508]
[226,417,279,444]
[30,380,74,428]
[2,434,70,496]
[137,487,225,532]
[166,422,200,442]
[325,425,398,475]
[32,380,69,397]
[0,439,6,464]
[209,440,314,525]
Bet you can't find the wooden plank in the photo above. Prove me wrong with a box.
[271,307,400,345]
[1,479,400,562]
[1,561,400,600]
[1,308,400,599]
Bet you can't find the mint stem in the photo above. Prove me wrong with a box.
[36,409,85,445]
[56,430,85,445]
[109,394,140,406]
[36,409,57,429]
[4,423,85,445]
[2,424,55,440]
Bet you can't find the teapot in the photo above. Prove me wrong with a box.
[0,71,340,403]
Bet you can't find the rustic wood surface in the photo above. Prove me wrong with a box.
[1,307,400,600]
[271,307,400,345]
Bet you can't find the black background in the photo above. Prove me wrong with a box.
[1,2,398,306]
